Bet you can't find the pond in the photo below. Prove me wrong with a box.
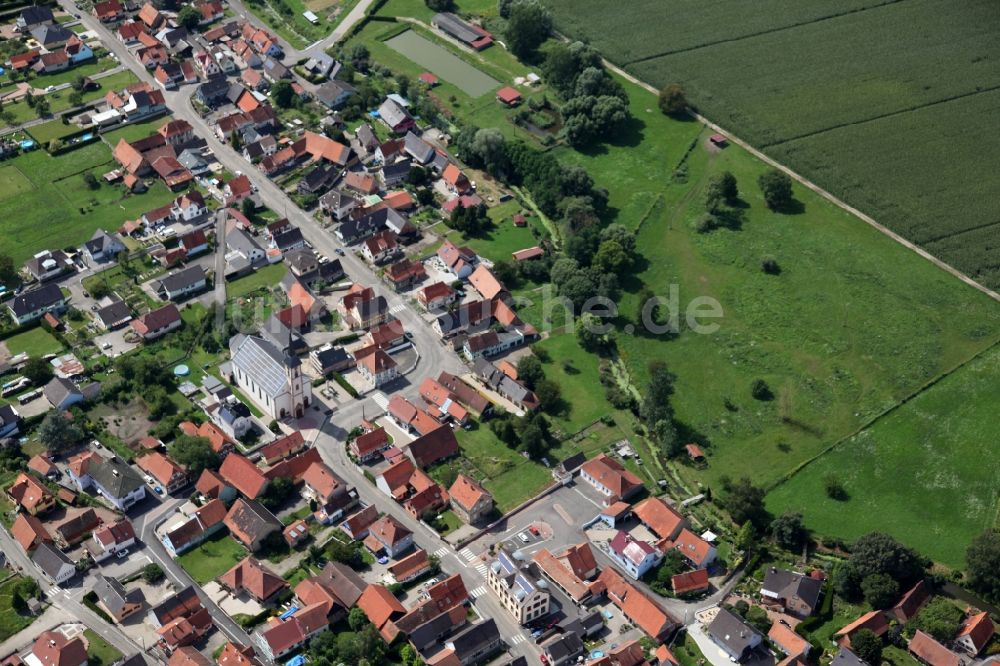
[385,30,499,98]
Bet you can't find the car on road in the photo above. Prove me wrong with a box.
[335,248,345,256]
[143,475,155,485]
[45,85,55,92]
[153,485,163,495]
[404,331,413,340]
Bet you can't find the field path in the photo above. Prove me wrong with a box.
[593,52,1000,304]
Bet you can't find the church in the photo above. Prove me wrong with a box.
[227,332,312,420]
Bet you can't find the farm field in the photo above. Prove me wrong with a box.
[0,141,179,266]
[542,0,1000,288]
[766,344,1000,569]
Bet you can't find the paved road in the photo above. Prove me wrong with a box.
[311,407,541,663]
[0,524,151,660]
[135,496,255,648]
[213,209,227,306]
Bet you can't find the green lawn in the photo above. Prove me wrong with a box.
[28,119,87,145]
[0,141,179,266]
[84,629,122,666]
[228,263,287,299]
[0,577,37,641]
[767,344,1000,568]
[442,200,545,261]
[176,532,247,584]
[101,116,170,145]
[542,0,1000,290]
[453,423,553,511]
[3,328,64,358]
[1,70,139,128]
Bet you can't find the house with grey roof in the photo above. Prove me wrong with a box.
[25,249,74,282]
[472,358,538,410]
[227,228,266,266]
[7,283,67,325]
[0,404,22,439]
[355,123,379,155]
[31,542,75,585]
[540,631,584,666]
[261,57,290,82]
[833,647,870,666]
[178,149,209,175]
[315,80,355,109]
[377,97,415,134]
[95,574,145,622]
[68,454,146,511]
[303,53,338,78]
[403,132,435,165]
[84,229,127,264]
[17,5,54,32]
[44,377,85,410]
[431,12,492,49]
[319,189,360,222]
[31,23,73,48]
[95,297,132,330]
[380,157,413,188]
[706,607,763,662]
[227,333,312,420]
[761,567,824,617]
[153,265,207,301]
[445,619,503,665]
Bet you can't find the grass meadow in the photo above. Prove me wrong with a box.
[552,75,1000,494]
[0,140,178,265]
[767,344,1000,569]
[542,0,1000,288]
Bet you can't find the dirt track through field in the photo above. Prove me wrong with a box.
[588,47,1000,304]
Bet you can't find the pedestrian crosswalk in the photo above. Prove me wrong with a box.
[389,302,407,314]
[509,634,526,645]
[468,585,486,599]
[371,392,389,411]
[460,547,476,561]
[433,547,450,557]
[473,562,489,577]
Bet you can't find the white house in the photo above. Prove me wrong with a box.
[67,451,146,511]
[608,531,660,579]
